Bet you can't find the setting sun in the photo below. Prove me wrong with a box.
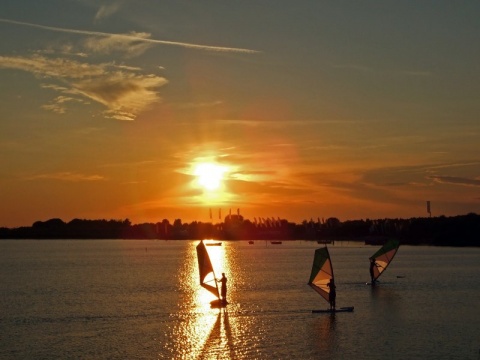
[1,3,478,228]
[194,163,227,191]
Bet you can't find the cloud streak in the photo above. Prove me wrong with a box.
[26,172,106,182]
[95,3,121,21]
[73,72,167,120]
[83,31,154,56]
[0,54,167,120]
[428,175,480,187]
[41,95,86,114]
[0,18,259,54]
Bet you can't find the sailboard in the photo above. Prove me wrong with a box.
[368,239,400,284]
[308,247,354,314]
[312,307,354,314]
[196,240,226,307]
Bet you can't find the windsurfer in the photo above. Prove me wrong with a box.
[369,258,377,284]
[327,278,336,310]
[217,273,227,305]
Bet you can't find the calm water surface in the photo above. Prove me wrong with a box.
[1,240,479,359]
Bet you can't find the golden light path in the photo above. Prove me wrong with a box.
[166,241,243,359]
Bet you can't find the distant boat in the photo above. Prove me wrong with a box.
[317,240,332,244]
[248,241,254,245]
[308,246,354,313]
[196,240,226,308]
[270,241,282,245]
[368,239,400,284]
[206,242,222,246]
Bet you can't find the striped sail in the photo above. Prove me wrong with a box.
[308,247,334,303]
[370,239,400,281]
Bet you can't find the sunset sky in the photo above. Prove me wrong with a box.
[1,1,479,227]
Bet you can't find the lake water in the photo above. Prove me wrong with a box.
[0,240,479,359]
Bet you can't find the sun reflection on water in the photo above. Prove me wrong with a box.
[311,314,336,355]
[163,241,241,359]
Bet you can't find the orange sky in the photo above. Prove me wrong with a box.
[1,2,479,227]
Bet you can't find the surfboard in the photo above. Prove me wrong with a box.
[210,299,228,308]
[312,306,354,314]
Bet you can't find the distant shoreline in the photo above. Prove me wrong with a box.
[2,238,479,248]
[1,213,478,247]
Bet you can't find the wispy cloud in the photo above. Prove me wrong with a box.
[36,45,88,58]
[216,119,264,127]
[216,118,354,128]
[41,96,86,114]
[0,54,167,120]
[428,175,480,187]
[83,32,155,57]
[72,72,167,120]
[0,55,105,78]
[176,100,223,109]
[26,172,106,182]
[99,159,158,168]
[94,3,121,21]
[425,161,480,171]
[0,18,259,54]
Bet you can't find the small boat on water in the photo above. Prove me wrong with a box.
[317,240,332,244]
[248,241,254,244]
[206,242,222,246]
[270,241,282,245]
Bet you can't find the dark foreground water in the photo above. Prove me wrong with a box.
[0,240,478,359]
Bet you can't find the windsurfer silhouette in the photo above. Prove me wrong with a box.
[369,258,377,284]
[217,273,227,305]
[327,278,336,310]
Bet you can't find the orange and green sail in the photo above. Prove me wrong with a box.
[308,247,334,303]
[369,239,400,281]
[196,240,220,299]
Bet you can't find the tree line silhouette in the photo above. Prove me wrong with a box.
[0,213,478,246]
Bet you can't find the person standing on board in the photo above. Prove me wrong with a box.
[327,278,336,310]
[369,258,377,284]
[218,273,227,305]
